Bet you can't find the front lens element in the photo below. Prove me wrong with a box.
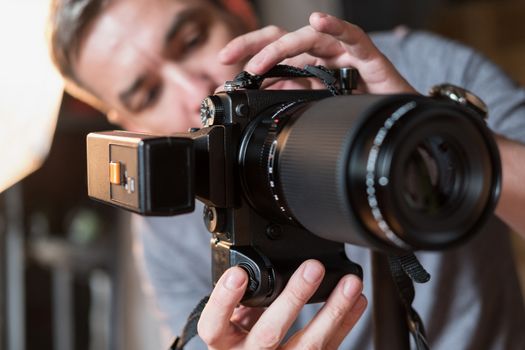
[403,137,461,215]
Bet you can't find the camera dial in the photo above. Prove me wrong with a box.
[200,96,224,127]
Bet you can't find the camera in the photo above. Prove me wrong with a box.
[86,66,501,307]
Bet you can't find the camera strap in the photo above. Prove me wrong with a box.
[225,64,357,95]
[388,253,431,350]
[170,296,209,350]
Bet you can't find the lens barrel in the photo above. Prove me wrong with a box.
[240,94,501,253]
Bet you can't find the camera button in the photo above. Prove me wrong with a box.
[109,161,121,185]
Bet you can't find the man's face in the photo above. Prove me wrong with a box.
[75,0,246,134]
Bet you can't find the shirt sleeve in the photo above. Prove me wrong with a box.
[131,202,212,350]
[372,29,525,142]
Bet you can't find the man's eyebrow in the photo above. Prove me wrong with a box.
[119,75,146,111]
[164,7,202,46]
[117,7,204,111]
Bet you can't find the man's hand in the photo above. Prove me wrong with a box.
[219,12,416,94]
[197,260,367,350]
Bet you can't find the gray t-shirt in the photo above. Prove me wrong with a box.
[132,30,525,349]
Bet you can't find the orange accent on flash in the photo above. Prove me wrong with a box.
[109,161,121,185]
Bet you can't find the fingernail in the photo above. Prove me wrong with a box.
[343,276,361,299]
[315,12,328,19]
[225,269,245,290]
[355,295,367,310]
[302,261,323,284]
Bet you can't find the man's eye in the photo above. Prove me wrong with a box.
[185,33,201,49]
[140,85,162,110]
[181,31,205,55]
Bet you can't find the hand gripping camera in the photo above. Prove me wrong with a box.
[86,65,501,307]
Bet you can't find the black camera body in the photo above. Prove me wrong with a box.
[88,88,363,307]
[87,69,501,307]
[201,88,364,307]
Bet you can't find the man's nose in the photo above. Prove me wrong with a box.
[163,63,216,114]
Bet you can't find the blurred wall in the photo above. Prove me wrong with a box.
[257,0,342,31]
[431,1,525,84]
[256,0,444,32]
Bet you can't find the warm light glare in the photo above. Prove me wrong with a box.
[0,1,64,193]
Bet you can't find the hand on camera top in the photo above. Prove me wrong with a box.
[219,12,417,94]
[197,260,366,350]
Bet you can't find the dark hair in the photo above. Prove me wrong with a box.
[47,0,114,110]
[48,0,109,86]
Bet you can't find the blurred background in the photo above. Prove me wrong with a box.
[1,0,524,349]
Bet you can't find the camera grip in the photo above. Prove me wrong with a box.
[211,239,362,307]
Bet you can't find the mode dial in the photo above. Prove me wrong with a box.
[200,95,225,127]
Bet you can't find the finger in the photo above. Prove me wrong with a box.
[279,52,324,68]
[309,12,416,93]
[219,25,287,65]
[283,274,364,349]
[245,26,342,75]
[230,306,266,331]
[309,12,375,62]
[198,266,248,348]
[326,294,368,350]
[244,260,325,350]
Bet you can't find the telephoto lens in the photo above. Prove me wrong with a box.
[240,94,501,253]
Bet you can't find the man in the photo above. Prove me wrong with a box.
[49,0,525,348]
